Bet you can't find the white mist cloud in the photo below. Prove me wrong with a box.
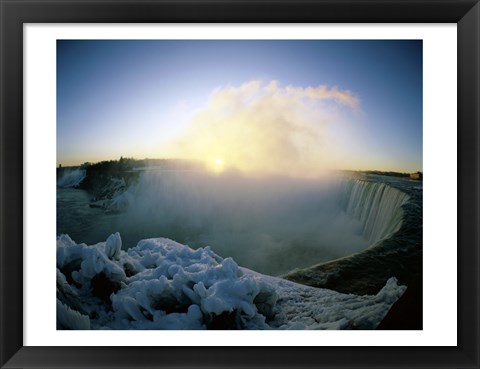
[164,80,359,177]
[119,171,368,276]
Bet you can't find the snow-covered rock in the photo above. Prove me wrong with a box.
[57,168,86,188]
[57,298,90,330]
[105,232,122,260]
[56,233,406,330]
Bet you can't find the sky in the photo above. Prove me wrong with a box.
[57,40,422,174]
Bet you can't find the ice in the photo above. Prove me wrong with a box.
[57,233,406,330]
[57,168,86,188]
[109,190,134,213]
[57,299,90,330]
[105,232,122,260]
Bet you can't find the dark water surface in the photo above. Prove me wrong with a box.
[57,188,124,246]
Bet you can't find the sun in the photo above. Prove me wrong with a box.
[210,158,225,173]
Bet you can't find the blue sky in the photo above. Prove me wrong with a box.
[57,40,422,173]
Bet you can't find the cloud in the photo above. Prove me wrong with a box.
[164,80,359,177]
[285,84,359,109]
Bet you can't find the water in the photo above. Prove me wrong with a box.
[341,180,408,243]
[57,188,124,246]
[284,173,422,295]
[57,170,421,280]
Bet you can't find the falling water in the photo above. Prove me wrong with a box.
[341,179,410,244]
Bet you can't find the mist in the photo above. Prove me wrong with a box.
[57,168,86,188]
[115,168,368,276]
[163,80,360,177]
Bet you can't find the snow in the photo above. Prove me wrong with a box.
[57,168,86,188]
[105,232,122,260]
[57,299,90,330]
[108,190,134,213]
[57,233,406,330]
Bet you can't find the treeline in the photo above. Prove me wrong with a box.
[364,170,422,180]
[78,157,140,193]
[76,157,203,196]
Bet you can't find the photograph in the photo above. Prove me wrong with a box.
[55,40,423,330]
[2,0,479,366]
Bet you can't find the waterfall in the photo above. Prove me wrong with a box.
[342,179,409,244]
[57,168,86,188]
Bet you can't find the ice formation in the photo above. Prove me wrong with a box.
[57,168,86,188]
[57,233,406,330]
[89,178,133,213]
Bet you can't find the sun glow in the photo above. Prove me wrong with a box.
[164,80,362,178]
[210,157,225,173]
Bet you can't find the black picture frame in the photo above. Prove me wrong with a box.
[1,1,478,368]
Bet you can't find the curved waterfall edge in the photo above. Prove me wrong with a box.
[284,177,422,296]
[340,178,410,246]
